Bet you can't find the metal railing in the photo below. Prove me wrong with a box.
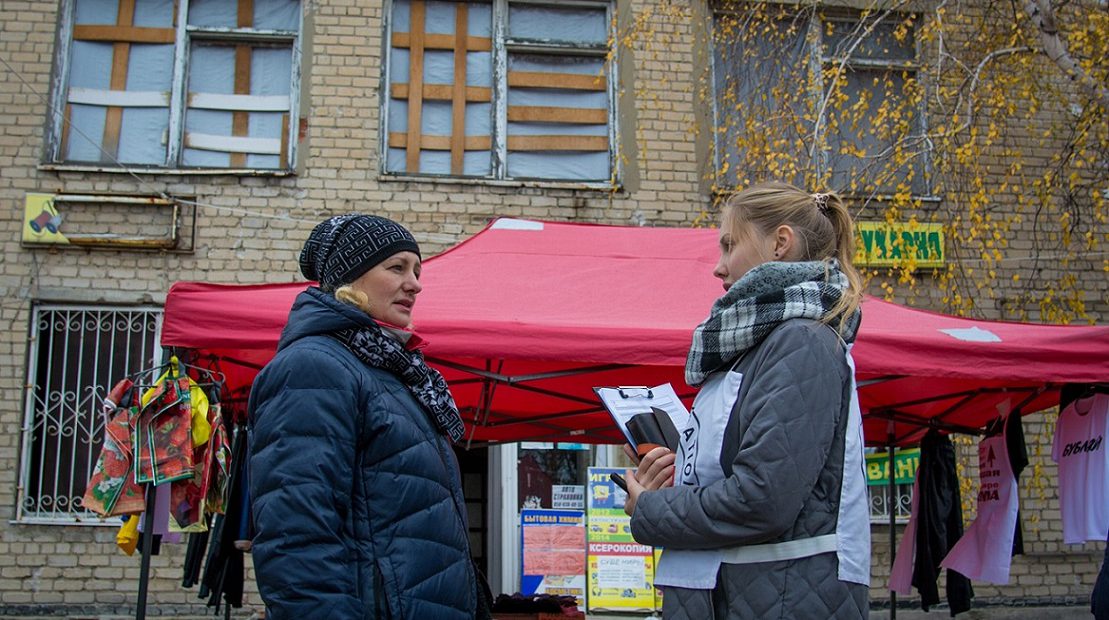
[868,482,913,524]
[17,305,162,524]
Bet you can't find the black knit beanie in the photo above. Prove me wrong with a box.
[299,214,421,291]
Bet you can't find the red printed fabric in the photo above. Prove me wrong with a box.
[204,404,232,514]
[82,405,145,516]
[170,403,231,528]
[134,376,194,486]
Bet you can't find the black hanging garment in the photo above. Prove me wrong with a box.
[912,429,974,616]
[199,423,248,609]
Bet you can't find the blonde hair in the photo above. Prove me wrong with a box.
[334,285,372,315]
[721,181,863,330]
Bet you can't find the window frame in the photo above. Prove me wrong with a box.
[17,303,163,525]
[379,0,621,188]
[44,0,303,175]
[867,480,914,525]
[709,4,934,199]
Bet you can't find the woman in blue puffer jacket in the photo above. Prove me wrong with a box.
[249,214,488,619]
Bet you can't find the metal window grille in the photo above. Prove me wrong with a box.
[17,305,162,524]
[868,482,914,524]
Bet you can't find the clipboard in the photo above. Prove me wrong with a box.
[593,383,690,457]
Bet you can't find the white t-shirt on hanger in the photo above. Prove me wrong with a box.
[1051,392,1109,544]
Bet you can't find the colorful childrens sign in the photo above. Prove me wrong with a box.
[586,467,657,612]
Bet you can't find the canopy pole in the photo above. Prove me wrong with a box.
[136,484,156,620]
[888,423,897,620]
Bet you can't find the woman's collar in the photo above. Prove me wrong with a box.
[377,321,428,351]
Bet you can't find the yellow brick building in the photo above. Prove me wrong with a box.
[0,0,1104,615]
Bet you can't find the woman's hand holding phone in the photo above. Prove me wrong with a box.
[622,444,676,516]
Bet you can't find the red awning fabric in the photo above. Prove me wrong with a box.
[162,218,1109,446]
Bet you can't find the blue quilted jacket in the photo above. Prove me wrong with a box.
[249,288,476,619]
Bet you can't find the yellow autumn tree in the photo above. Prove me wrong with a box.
[616,0,1107,323]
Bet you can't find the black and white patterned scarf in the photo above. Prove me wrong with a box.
[685,259,861,387]
[333,325,466,443]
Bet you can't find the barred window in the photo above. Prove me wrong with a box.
[46,0,302,171]
[18,305,162,523]
[384,0,616,183]
[869,482,914,524]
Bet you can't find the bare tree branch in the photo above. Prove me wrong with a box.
[1020,0,1109,108]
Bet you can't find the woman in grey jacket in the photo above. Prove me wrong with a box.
[249,214,488,619]
[625,182,871,619]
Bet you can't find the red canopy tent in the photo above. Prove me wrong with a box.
[162,218,1109,446]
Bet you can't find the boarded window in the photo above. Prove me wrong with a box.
[385,0,615,183]
[49,0,302,171]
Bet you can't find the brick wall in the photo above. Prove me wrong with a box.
[0,0,1103,615]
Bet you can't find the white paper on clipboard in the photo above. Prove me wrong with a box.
[593,383,691,451]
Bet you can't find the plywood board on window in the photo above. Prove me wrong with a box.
[507,106,607,124]
[391,83,492,102]
[507,135,608,151]
[509,71,606,91]
[388,132,492,151]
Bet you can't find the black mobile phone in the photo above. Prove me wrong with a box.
[609,472,629,492]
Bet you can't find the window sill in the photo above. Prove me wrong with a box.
[12,516,120,527]
[39,163,296,177]
[379,173,622,194]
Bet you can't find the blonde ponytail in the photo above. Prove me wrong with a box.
[819,192,864,331]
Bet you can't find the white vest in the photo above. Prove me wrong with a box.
[655,349,870,589]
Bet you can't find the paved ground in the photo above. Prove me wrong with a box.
[0,604,1095,618]
[866,606,1093,619]
[581,606,1095,620]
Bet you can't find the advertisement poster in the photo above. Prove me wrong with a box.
[22,193,68,245]
[552,485,585,510]
[586,467,657,612]
[520,509,586,606]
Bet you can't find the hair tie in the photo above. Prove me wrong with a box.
[811,192,831,215]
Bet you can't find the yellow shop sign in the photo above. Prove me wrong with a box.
[856,222,945,268]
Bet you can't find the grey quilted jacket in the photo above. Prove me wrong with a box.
[249,288,476,619]
[630,319,868,619]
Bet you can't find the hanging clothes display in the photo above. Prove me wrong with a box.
[890,429,973,614]
[1052,389,1109,544]
[940,410,1027,584]
[83,351,234,620]
[86,357,229,524]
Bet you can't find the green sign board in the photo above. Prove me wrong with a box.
[865,448,920,486]
[856,222,945,268]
